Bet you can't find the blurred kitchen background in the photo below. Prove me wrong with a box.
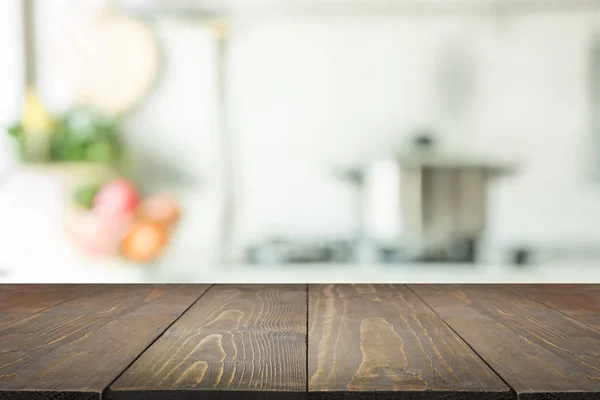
[1,0,600,283]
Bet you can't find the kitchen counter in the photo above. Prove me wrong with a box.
[1,284,598,399]
[2,257,600,283]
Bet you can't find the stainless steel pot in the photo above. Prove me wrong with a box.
[340,151,514,262]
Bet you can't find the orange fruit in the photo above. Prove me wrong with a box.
[120,221,168,263]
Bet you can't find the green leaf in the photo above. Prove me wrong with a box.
[84,140,116,164]
[73,185,101,209]
[7,123,23,138]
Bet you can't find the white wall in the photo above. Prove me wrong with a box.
[482,10,600,249]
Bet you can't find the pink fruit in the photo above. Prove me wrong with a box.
[93,179,140,217]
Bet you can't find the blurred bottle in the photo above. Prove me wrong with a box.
[22,86,52,162]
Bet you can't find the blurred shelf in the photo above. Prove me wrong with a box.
[119,0,600,18]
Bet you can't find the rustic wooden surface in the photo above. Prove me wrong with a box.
[0,285,210,400]
[308,284,511,399]
[110,285,307,400]
[0,285,99,329]
[0,284,599,400]
[510,284,600,331]
[409,284,600,400]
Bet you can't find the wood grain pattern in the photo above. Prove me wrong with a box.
[410,284,600,399]
[0,285,98,329]
[110,285,307,400]
[308,284,511,399]
[509,285,600,331]
[0,285,209,400]
[2,284,600,399]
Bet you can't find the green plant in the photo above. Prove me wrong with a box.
[73,184,102,209]
[7,108,126,167]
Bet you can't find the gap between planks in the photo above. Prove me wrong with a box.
[405,284,518,400]
[100,285,215,400]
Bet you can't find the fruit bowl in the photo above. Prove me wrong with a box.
[65,175,181,265]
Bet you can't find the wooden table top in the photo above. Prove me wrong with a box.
[0,284,598,400]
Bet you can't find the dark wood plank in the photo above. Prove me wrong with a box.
[0,285,99,328]
[109,284,307,400]
[308,284,511,399]
[410,284,600,399]
[0,284,210,400]
[509,285,600,331]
